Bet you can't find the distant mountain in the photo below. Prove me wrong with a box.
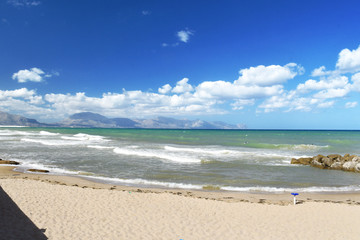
[0,111,246,129]
[61,112,246,129]
[61,112,138,128]
[0,111,50,127]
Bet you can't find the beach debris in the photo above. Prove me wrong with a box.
[27,169,50,173]
[291,154,360,172]
[291,193,299,205]
[0,159,20,165]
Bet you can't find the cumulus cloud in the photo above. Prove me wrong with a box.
[172,78,194,93]
[158,84,172,94]
[195,80,283,99]
[313,87,351,99]
[336,45,360,73]
[231,99,255,110]
[311,66,334,77]
[297,76,349,93]
[235,63,303,86]
[351,72,360,91]
[12,68,46,83]
[0,88,36,99]
[5,44,360,121]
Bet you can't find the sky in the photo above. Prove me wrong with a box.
[1,0,360,129]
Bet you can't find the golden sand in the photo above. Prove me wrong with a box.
[1,166,360,239]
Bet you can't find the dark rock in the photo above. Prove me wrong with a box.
[291,157,312,165]
[27,169,49,173]
[0,160,20,165]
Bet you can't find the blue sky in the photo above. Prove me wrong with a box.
[1,0,360,129]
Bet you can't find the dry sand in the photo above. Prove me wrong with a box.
[1,166,360,240]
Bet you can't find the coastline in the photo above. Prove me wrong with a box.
[2,166,360,239]
[2,166,360,205]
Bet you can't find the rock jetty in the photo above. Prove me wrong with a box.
[291,154,360,172]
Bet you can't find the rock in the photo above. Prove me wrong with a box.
[311,155,326,169]
[0,160,20,165]
[328,154,342,161]
[343,154,357,162]
[342,161,356,171]
[291,154,360,173]
[330,162,342,170]
[291,157,312,165]
[352,156,360,163]
[310,160,325,169]
[27,169,49,173]
[355,163,360,172]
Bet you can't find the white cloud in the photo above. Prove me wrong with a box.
[7,0,40,7]
[42,89,221,119]
[141,10,151,16]
[0,88,50,119]
[5,44,360,121]
[172,78,194,93]
[351,72,360,91]
[311,66,334,77]
[235,63,303,86]
[12,67,46,83]
[317,101,334,108]
[231,99,255,110]
[158,84,172,94]
[195,80,283,99]
[345,101,358,108]
[177,30,193,43]
[336,45,360,73]
[0,88,36,99]
[297,76,349,93]
[313,87,351,99]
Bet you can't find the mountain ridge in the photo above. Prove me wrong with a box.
[0,111,246,129]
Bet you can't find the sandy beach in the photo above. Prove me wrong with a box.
[1,166,360,239]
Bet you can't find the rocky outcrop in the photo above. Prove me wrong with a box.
[0,159,20,165]
[291,154,360,172]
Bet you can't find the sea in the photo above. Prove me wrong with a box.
[1,127,360,193]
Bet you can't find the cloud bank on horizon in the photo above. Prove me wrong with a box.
[1,45,360,122]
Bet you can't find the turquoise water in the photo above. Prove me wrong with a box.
[1,127,360,192]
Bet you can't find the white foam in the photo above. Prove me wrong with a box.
[113,147,201,163]
[83,175,203,190]
[87,145,114,150]
[14,160,81,175]
[164,145,240,156]
[280,144,329,151]
[61,133,108,142]
[222,185,360,193]
[0,130,35,136]
[21,138,87,146]
[39,131,59,136]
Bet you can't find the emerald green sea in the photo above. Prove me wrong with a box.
[1,127,360,192]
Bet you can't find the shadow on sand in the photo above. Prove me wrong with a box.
[0,186,48,240]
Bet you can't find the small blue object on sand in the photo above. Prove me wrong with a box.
[291,193,299,205]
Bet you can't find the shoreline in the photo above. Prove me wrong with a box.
[3,166,360,239]
[2,166,360,205]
